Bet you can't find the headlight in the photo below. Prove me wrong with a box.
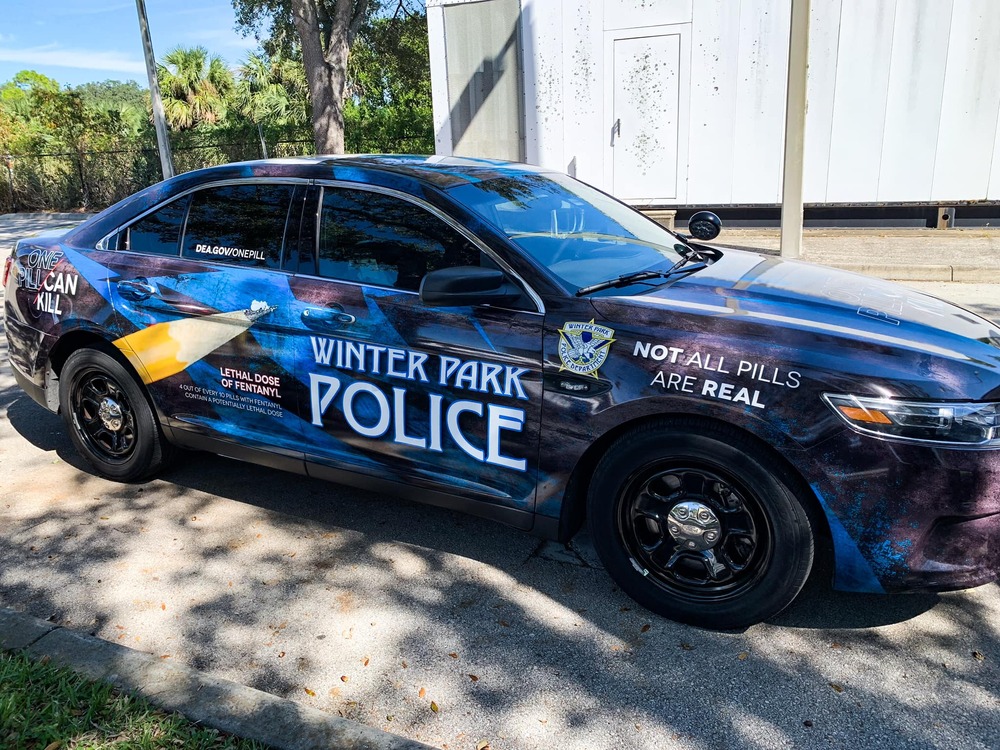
[822,394,1000,448]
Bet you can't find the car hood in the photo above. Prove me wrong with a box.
[591,247,1000,378]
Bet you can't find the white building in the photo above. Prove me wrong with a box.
[427,0,1000,213]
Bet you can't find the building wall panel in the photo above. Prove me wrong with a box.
[430,0,1000,206]
[877,1,953,202]
[562,0,605,185]
[990,107,1000,201]
[687,1,741,204]
[604,0,692,31]
[802,0,841,203]
[931,0,1000,201]
[826,0,896,202]
[730,0,790,203]
[521,0,565,168]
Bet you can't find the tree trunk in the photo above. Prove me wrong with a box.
[290,0,365,155]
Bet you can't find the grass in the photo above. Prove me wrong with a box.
[0,650,269,750]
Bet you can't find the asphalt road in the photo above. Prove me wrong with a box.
[1,220,998,749]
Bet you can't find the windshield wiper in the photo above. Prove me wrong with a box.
[575,254,708,297]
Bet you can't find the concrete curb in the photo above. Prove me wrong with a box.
[820,264,998,282]
[801,263,998,283]
[1,608,436,750]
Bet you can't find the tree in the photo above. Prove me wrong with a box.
[74,80,149,137]
[345,10,432,153]
[157,46,234,130]
[0,70,60,120]
[233,0,423,154]
[235,51,310,128]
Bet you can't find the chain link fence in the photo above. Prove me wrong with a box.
[0,134,320,214]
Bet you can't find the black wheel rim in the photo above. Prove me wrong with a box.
[71,370,138,463]
[616,462,773,603]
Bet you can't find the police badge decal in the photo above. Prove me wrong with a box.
[558,320,616,378]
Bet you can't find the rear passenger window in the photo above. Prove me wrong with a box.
[181,184,294,269]
[314,187,479,291]
[126,196,189,256]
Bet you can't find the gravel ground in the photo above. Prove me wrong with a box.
[2,216,999,749]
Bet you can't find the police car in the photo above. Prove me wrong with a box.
[4,156,999,629]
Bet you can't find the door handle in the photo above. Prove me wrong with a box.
[117,277,157,302]
[301,305,356,332]
[611,118,621,145]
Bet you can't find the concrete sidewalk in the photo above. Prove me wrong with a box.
[719,227,1000,282]
[2,213,999,282]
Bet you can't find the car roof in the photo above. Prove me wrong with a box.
[65,155,557,247]
[201,154,556,189]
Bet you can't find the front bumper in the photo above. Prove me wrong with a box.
[804,430,1000,593]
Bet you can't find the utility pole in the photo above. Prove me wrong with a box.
[780,0,810,259]
[135,0,174,180]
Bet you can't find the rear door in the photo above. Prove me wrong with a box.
[103,181,308,455]
[288,183,545,513]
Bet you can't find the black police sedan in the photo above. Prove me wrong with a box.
[4,156,999,629]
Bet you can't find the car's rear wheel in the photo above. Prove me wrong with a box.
[587,419,814,630]
[60,346,172,481]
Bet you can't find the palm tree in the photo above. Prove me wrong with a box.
[234,52,309,128]
[157,46,233,130]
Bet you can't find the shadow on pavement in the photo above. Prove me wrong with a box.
[3,391,997,748]
[5,391,942,634]
[2,271,997,749]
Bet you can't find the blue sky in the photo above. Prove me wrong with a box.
[0,0,261,88]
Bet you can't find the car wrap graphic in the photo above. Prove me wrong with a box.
[4,157,999,614]
[114,302,278,384]
[557,320,615,377]
[44,247,542,508]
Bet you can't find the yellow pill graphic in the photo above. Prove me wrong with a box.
[114,303,275,384]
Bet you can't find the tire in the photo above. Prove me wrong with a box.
[587,419,814,630]
[59,346,173,481]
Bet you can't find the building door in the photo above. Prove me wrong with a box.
[607,28,689,203]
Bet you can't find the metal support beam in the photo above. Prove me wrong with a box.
[780,0,810,259]
[937,206,956,229]
[135,0,174,180]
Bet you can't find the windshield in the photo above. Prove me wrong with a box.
[447,172,687,293]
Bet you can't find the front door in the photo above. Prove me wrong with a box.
[289,184,544,512]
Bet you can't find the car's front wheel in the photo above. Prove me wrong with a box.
[60,346,172,481]
[587,419,814,630]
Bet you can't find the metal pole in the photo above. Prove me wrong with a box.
[780,0,810,259]
[4,157,16,213]
[257,122,269,159]
[135,0,174,180]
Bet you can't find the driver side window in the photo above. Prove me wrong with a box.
[311,187,480,292]
[316,187,480,292]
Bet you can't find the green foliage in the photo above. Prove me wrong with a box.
[158,46,235,129]
[345,9,433,154]
[0,11,433,212]
[74,80,150,136]
[234,51,310,127]
[231,1,394,57]
[0,650,267,749]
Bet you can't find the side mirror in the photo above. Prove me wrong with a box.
[419,266,522,307]
[687,211,722,241]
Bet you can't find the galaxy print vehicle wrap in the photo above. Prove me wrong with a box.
[4,156,999,629]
